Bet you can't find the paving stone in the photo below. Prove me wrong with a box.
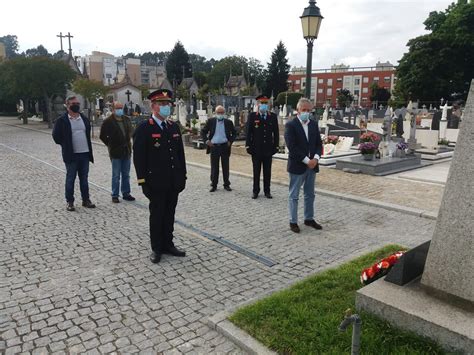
[0,119,440,354]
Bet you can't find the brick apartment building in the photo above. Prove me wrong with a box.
[288,61,396,108]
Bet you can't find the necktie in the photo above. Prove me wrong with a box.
[161,121,167,132]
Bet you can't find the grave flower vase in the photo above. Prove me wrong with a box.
[395,149,406,158]
[363,153,375,161]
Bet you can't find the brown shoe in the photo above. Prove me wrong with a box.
[290,223,300,233]
[304,220,323,230]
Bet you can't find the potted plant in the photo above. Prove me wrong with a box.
[360,132,380,143]
[395,141,408,158]
[359,142,378,160]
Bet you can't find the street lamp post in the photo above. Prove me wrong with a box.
[301,0,324,101]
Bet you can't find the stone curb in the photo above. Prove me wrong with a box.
[187,162,438,221]
[0,121,438,221]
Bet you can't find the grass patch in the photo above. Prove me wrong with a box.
[229,245,445,354]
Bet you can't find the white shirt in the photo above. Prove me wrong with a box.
[152,114,166,130]
[298,116,320,165]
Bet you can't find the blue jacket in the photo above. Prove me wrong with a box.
[52,112,94,164]
[284,116,323,175]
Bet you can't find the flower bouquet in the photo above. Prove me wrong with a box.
[395,141,408,158]
[358,142,378,160]
[360,132,380,143]
[360,251,405,285]
[324,135,340,145]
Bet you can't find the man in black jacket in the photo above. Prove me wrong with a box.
[133,89,187,264]
[52,96,96,211]
[100,101,135,203]
[245,95,279,199]
[284,98,323,233]
[201,105,237,192]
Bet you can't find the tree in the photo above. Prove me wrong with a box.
[247,58,266,90]
[72,78,109,122]
[275,92,304,108]
[394,1,474,103]
[0,34,19,58]
[166,41,192,85]
[370,83,392,106]
[0,57,76,125]
[24,45,51,58]
[123,52,138,59]
[264,41,290,98]
[337,89,354,109]
[189,54,214,73]
[207,56,248,91]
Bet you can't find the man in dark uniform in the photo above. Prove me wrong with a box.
[133,89,187,264]
[201,105,237,192]
[245,95,279,199]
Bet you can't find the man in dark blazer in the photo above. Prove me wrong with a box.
[284,98,323,233]
[133,89,187,264]
[201,105,237,192]
[52,95,96,211]
[245,95,279,199]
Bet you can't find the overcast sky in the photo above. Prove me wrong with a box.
[1,0,453,69]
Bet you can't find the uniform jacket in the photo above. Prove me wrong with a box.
[201,117,237,155]
[52,112,94,164]
[284,116,323,174]
[99,114,133,159]
[245,111,279,157]
[133,117,187,192]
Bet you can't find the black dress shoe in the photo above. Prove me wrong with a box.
[290,223,300,233]
[150,252,162,264]
[264,193,273,199]
[123,195,136,201]
[82,200,96,208]
[163,246,186,257]
[209,187,217,192]
[66,202,75,211]
[112,197,120,203]
[304,220,323,230]
[224,186,232,191]
[252,193,258,199]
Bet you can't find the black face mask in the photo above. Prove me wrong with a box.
[70,104,80,113]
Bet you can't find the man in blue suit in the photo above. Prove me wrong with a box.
[284,98,323,233]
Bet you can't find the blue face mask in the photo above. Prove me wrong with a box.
[159,105,171,117]
[299,112,311,121]
[216,114,225,121]
[115,109,124,117]
[259,104,268,113]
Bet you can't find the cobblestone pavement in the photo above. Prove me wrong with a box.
[0,118,436,353]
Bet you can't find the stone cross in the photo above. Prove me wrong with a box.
[421,79,474,304]
[406,101,417,153]
[125,90,132,102]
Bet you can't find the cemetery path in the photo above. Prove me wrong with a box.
[0,118,437,353]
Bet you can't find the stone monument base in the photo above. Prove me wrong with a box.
[416,147,454,161]
[273,150,360,166]
[335,154,429,176]
[356,277,474,354]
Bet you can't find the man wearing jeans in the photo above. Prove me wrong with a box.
[284,98,323,233]
[100,101,135,203]
[52,96,96,211]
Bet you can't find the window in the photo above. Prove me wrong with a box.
[384,76,391,83]
[354,78,360,85]
[373,77,379,82]
[354,89,360,96]
[327,78,333,86]
[337,78,342,83]
[296,80,300,84]
[362,97,368,101]
[318,88,323,94]
[318,78,324,84]
[363,77,369,83]
[362,87,368,94]
[327,88,332,96]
